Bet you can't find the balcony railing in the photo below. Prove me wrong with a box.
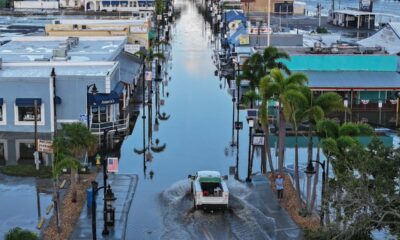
[90,114,130,135]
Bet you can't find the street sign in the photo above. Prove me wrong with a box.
[235,121,243,130]
[252,135,265,146]
[247,109,258,119]
[107,157,119,173]
[37,139,53,153]
[124,44,141,55]
[145,71,152,81]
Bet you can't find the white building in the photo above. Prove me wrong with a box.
[84,0,154,16]
[14,0,59,10]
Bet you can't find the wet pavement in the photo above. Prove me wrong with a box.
[118,0,301,239]
[0,174,52,237]
[71,174,138,240]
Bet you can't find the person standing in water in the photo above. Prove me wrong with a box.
[275,174,284,201]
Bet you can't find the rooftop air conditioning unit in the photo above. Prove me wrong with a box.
[53,48,68,58]
[59,42,70,50]
[67,37,79,47]
[55,20,60,24]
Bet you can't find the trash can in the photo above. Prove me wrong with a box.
[87,188,93,209]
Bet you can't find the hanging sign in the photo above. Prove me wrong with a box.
[252,135,265,146]
[145,71,152,81]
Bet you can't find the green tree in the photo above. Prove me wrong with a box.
[5,227,38,240]
[300,90,343,211]
[282,88,308,206]
[56,123,96,203]
[316,137,400,239]
[266,68,308,173]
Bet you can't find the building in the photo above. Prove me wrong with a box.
[245,0,294,14]
[59,0,84,9]
[45,19,151,48]
[0,36,142,165]
[358,22,400,55]
[277,46,400,127]
[84,0,154,16]
[13,0,59,10]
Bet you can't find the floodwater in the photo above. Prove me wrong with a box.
[118,0,283,238]
[302,0,400,15]
[0,175,52,237]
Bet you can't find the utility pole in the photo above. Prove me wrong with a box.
[267,0,271,47]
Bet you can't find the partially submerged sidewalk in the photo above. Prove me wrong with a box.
[70,173,138,240]
[249,175,303,240]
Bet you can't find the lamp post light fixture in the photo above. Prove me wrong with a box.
[304,160,326,226]
[87,84,98,130]
[343,97,349,123]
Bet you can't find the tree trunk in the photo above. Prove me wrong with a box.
[306,128,313,211]
[325,157,331,224]
[278,107,286,173]
[310,141,320,212]
[262,124,274,173]
[294,134,302,208]
[71,168,77,203]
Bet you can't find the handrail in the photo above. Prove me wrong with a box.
[90,113,130,135]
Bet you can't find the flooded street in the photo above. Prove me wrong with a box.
[117,0,282,238]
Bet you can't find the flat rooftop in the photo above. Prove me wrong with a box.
[0,36,126,62]
[51,19,149,25]
[0,62,116,78]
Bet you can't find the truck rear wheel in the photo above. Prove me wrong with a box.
[193,199,197,210]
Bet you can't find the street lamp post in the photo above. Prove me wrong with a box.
[234,60,241,180]
[343,97,348,123]
[305,160,326,226]
[246,118,254,182]
[91,128,116,239]
[87,84,98,130]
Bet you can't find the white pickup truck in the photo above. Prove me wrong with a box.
[188,171,229,211]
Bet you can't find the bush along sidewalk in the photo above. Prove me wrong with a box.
[0,165,52,178]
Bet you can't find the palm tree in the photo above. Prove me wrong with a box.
[261,46,291,75]
[57,123,97,202]
[259,77,274,174]
[267,68,308,173]
[282,88,308,206]
[5,227,38,240]
[301,90,343,211]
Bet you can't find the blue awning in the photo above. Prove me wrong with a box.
[88,93,119,106]
[15,98,42,106]
[0,98,3,105]
[113,82,125,95]
[55,96,62,104]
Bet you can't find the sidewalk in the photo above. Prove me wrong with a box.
[249,175,303,240]
[70,173,138,240]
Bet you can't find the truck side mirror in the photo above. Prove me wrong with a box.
[188,174,192,179]
[223,175,228,180]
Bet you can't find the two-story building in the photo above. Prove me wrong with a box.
[0,36,142,165]
[84,0,154,17]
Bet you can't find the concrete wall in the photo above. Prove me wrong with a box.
[14,0,59,9]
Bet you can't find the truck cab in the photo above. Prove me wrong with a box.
[188,171,229,211]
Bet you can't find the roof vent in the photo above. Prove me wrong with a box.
[67,37,79,47]
[52,48,70,61]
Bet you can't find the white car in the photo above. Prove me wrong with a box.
[188,171,229,211]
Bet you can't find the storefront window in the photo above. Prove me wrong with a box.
[18,106,41,122]
[0,142,5,161]
[19,142,41,161]
[91,105,111,123]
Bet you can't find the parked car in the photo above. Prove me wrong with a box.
[188,171,229,211]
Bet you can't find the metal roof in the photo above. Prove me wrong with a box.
[301,71,400,90]
[0,36,126,62]
[333,9,376,16]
